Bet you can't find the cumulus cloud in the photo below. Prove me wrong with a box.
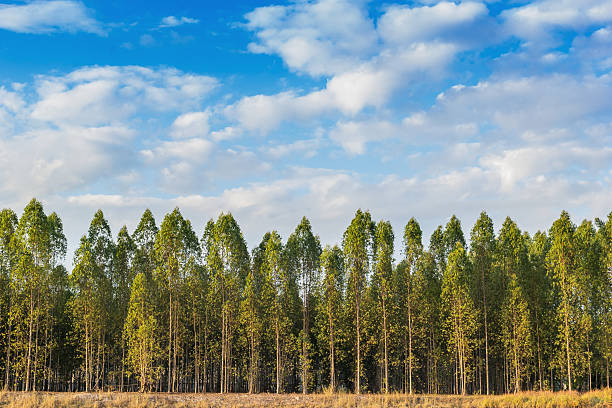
[233,0,485,134]
[0,0,104,35]
[30,66,218,126]
[245,0,377,77]
[226,42,456,133]
[329,120,398,155]
[0,66,220,201]
[378,1,492,46]
[171,111,210,139]
[502,0,612,45]
[159,16,199,28]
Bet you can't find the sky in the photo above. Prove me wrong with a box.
[1,0,611,261]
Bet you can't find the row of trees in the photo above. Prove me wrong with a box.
[0,199,610,394]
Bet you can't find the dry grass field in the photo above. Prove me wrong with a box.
[0,389,609,408]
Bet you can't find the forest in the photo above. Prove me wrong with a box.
[0,198,610,396]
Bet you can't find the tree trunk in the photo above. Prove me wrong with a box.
[168,290,172,393]
[25,289,34,392]
[382,298,388,394]
[564,303,572,391]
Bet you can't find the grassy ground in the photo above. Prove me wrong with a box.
[0,389,609,408]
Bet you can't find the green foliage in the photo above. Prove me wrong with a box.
[0,200,610,395]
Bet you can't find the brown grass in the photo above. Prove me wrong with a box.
[0,389,609,408]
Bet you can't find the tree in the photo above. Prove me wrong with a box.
[12,199,52,391]
[113,226,135,391]
[70,237,98,392]
[155,208,200,392]
[124,272,160,392]
[547,211,579,391]
[372,221,393,393]
[525,231,554,390]
[395,218,422,394]
[204,213,249,393]
[317,245,344,392]
[497,217,532,393]
[343,209,374,394]
[0,209,17,390]
[469,212,495,394]
[574,220,604,390]
[86,210,115,391]
[285,217,321,394]
[441,243,478,395]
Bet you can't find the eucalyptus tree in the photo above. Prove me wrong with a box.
[258,232,282,392]
[71,236,98,392]
[317,245,344,392]
[342,209,374,394]
[12,199,52,391]
[496,217,532,393]
[526,231,553,390]
[124,272,160,392]
[396,218,422,394]
[0,209,17,389]
[285,217,321,394]
[547,211,579,391]
[574,220,604,389]
[86,210,115,390]
[412,250,442,393]
[42,212,67,390]
[469,212,495,394]
[441,243,477,395]
[204,213,249,393]
[601,213,612,388]
[113,226,135,390]
[155,208,200,392]
[371,221,393,393]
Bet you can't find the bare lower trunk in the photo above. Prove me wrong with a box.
[564,305,572,391]
[275,317,280,394]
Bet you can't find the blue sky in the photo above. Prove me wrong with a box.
[1,0,611,258]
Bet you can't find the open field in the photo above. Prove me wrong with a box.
[0,389,610,408]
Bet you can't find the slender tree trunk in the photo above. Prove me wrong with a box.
[382,298,388,394]
[302,292,308,394]
[483,293,490,395]
[168,290,172,393]
[276,317,280,394]
[25,289,34,392]
[4,301,11,391]
[329,312,335,392]
[355,277,361,395]
[408,298,413,394]
[85,321,90,392]
[564,302,572,391]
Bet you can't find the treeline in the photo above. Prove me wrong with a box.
[0,199,610,395]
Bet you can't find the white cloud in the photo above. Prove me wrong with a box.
[30,66,218,126]
[378,1,489,45]
[233,0,471,134]
[330,120,397,155]
[226,41,456,133]
[0,125,136,198]
[480,144,612,191]
[502,0,612,44]
[171,111,210,139]
[0,0,104,35]
[263,135,323,159]
[245,0,378,76]
[0,66,222,201]
[408,74,612,144]
[159,16,199,28]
